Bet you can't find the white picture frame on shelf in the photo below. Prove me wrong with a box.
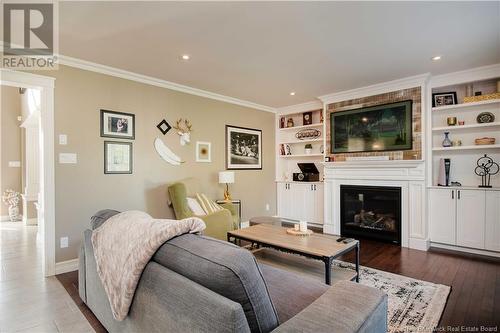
[196,141,212,163]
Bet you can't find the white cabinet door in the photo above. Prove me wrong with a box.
[277,183,292,219]
[314,184,324,224]
[290,183,307,221]
[302,184,315,222]
[456,189,485,249]
[485,191,500,252]
[429,188,456,245]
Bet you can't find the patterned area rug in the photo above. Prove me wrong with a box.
[334,261,451,333]
[253,249,450,333]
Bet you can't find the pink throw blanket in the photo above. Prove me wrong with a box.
[91,210,205,320]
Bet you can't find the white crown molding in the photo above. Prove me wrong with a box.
[55,258,79,274]
[0,68,55,88]
[57,55,276,113]
[318,73,430,105]
[276,100,323,115]
[429,63,500,88]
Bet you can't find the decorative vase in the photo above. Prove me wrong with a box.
[442,132,452,147]
[8,205,20,222]
[305,148,312,154]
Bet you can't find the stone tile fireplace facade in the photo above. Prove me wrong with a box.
[323,160,428,250]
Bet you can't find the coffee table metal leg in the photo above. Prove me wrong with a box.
[355,242,360,283]
[324,258,332,285]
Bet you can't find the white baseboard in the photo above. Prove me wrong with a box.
[55,259,78,274]
[430,242,500,258]
[25,218,38,226]
[1,215,23,222]
[409,237,430,251]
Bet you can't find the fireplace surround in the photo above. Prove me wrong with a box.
[340,185,402,244]
[323,160,428,251]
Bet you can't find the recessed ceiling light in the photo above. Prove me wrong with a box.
[431,55,442,61]
[289,92,296,96]
[181,54,190,60]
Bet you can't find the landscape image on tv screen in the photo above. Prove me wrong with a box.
[331,100,412,153]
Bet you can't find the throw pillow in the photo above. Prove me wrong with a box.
[186,197,206,216]
[196,193,224,215]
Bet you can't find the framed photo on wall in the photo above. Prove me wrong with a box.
[432,92,457,107]
[104,141,133,174]
[100,109,135,139]
[196,141,212,163]
[226,125,262,170]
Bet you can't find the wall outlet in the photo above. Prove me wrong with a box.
[8,161,21,168]
[60,237,68,248]
[265,203,270,211]
[59,153,77,164]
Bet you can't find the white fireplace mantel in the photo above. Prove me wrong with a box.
[323,160,429,251]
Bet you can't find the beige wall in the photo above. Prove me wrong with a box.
[40,65,276,262]
[1,86,23,217]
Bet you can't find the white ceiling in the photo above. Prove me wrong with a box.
[58,1,500,108]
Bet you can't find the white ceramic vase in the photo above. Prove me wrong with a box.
[8,205,20,222]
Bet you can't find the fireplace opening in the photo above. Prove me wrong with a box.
[340,185,401,245]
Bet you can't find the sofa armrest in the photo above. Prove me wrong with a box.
[78,242,87,303]
[271,281,387,333]
[218,202,239,229]
[196,208,234,240]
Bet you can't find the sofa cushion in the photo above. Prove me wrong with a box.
[90,209,120,230]
[153,234,279,333]
[258,263,329,324]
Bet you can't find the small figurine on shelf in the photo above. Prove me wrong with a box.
[475,154,499,188]
[442,132,452,147]
[287,118,294,128]
[280,117,285,129]
[285,144,292,155]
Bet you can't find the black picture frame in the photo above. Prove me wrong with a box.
[100,109,135,139]
[104,141,133,174]
[226,125,262,170]
[303,111,313,125]
[432,92,457,107]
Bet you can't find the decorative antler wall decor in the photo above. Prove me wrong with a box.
[172,118,193,146]
[474,154,499,188]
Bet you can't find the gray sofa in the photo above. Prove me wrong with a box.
[79,210,387,333]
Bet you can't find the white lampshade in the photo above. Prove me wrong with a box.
[219,171,235,184]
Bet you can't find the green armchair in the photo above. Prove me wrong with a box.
[168,178,238,240]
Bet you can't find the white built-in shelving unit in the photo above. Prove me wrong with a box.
[275,101,325,181]
[428,77,500,188]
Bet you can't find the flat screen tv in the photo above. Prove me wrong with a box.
[331,100,412,153]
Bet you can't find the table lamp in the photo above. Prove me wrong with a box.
[219,171,235,201]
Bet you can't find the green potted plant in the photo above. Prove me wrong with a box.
[304,144,313,154]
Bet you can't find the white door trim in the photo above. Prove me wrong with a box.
[1,69,56,276]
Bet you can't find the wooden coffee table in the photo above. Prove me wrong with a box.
[227,224,359,285]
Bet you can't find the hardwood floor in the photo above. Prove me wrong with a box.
[57,239,500,332]
[0,222,92,332]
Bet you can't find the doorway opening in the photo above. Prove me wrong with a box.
[1,70,55,277]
